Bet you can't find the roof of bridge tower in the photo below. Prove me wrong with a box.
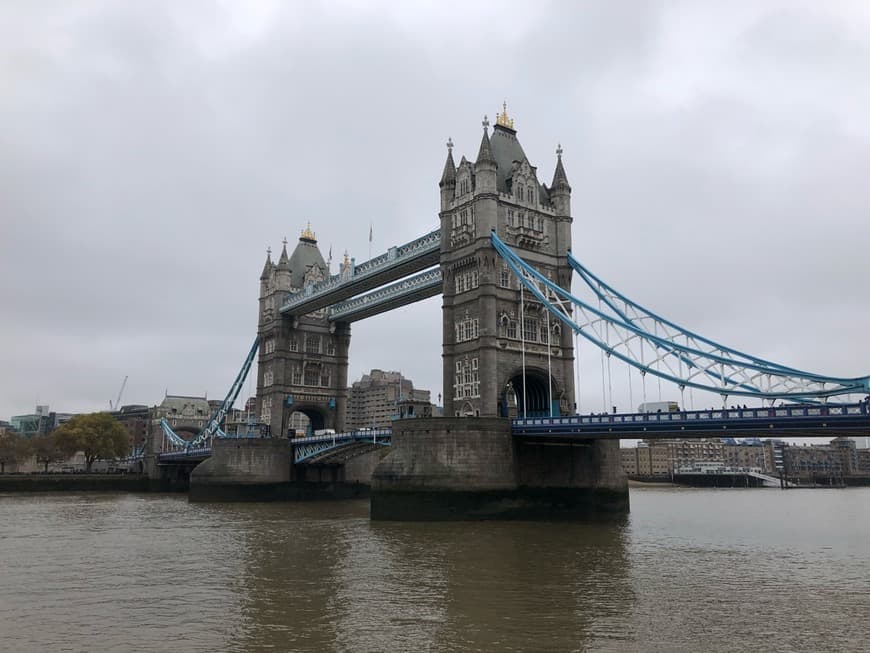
[260,247,273,280]
[276,237,290,270]
[475,115,496,166]
[287,224,327,289]
[439,137,456,187]
[551,144,571,193]
[489,103,534,193]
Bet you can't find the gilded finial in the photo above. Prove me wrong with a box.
[556,143,563,158]
[343,250,350,265]
[301,222,316,241]
[496,101,515,129]
[447,137,453,152]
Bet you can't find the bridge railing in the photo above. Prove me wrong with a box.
[327,269,442,321]
[292,429,392,445]
[292,429,393,463]
[158,447,213,461]
[514,402,870,429]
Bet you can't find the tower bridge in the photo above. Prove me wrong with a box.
[152,106,870,519]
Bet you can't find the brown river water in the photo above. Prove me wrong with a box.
[0,487,868,652]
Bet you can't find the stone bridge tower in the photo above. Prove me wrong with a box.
[439,106,575,419]
[257,226,350,437]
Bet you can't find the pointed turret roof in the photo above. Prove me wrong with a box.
[439,138,456,187]
[551,144,571,193]
[489,107,531,192]
[475,116,495,166]
[260,248,273,280]
[287,225,328,288]
[276,238,290,270]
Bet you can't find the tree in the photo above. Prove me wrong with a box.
[54,413,130,472]
[31,433,65,473]
[0,432,31,473]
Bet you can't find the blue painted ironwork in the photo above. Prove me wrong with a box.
[293,429,392,463]
[491,232,870,401]
[327,269,442,322]
[513,402,870,439]
[160,337,260,451]
[158,447,212,462]
[155,429,393,464]
[280,230,440,315]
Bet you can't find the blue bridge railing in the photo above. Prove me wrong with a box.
[513,402,870,439]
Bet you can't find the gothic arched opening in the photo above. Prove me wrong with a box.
[287,408,325,437]
[503,369,559,418]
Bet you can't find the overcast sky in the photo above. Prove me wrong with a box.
[2,0,869,421]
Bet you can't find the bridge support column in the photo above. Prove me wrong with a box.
[371,418,628,520]
[189,438,291,501]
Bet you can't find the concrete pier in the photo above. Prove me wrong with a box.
[371,417,629,520]
[189,437,390,502]
[189,438,292,501]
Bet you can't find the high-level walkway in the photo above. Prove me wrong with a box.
[280,230,440,319]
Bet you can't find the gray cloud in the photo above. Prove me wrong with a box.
[2,1,869,419]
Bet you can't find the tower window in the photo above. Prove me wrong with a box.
[305,334,321,354]
[499,265,512,288]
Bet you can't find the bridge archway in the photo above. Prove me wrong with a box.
[286,407,325,438]
[502,368,561,418]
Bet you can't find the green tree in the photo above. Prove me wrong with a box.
[0,431,31,473]
[54,413,130,472]
[31,433,65,473]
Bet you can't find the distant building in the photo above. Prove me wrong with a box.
[109,405,151,453]
[10,405,74,437]
[621,435,870,481]
[346,369,431,430]
[152,395,212,444]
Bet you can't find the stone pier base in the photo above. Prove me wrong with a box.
[189,438,291,502]
[371,417,629,521]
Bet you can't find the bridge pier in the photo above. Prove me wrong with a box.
[189,438,291,501]
[370,418,629,521]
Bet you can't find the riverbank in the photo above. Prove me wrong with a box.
[0,474,185,493]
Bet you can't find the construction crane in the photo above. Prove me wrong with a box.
[109,376,128,411]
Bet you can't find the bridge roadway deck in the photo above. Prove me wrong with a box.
[156,404,870,463]
[512,403,870,441]
[158,430,392,465]
[280,229,440,318]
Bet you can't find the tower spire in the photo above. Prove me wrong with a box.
[277,236,290,269]
[495,101,515,130]
[551,143,571,192]
[439,137,456,188]
[260,246,273,280]
[475,116,495,165]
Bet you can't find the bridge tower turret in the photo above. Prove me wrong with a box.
[439,106,576,419]
[257,226,350,438]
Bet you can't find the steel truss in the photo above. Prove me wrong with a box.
[292,429,392,463]
[491,232,870,402]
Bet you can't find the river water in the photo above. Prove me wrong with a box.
[0,487,868,652]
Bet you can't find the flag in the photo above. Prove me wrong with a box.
[369,223,373,243]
